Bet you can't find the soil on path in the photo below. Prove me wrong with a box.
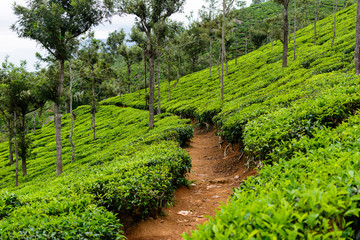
[126,128,256,240]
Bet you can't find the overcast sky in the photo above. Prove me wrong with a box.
[1,0,250,71]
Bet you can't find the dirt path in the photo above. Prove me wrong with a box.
[126,128,256,240]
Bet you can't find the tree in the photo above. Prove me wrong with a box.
[13,111,19,186]
[119,45,142,94]
[106,29,126,96]
[77,33,112,141]
[199,0,219,76]
[119,0,185,129]
[220,0,236,101]
[0,60,14,166]
[128,26,148,99]
[12,0,112,176]
[68,61,75,162]
[275,0,290,67]
[182,23,207,73]
[314,0,321,45]
[0,61,44,184]
[355,0,360,75]
[162,21,183,101]
[331,0,338,48]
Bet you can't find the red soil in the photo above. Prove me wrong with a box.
[126,128,256,240]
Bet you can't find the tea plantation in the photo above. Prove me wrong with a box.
[103,3,360,239]
[0,106,193,238]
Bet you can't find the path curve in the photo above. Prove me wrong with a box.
[126,128,256,240]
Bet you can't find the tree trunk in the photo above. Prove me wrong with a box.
[314,0,318,45]
[282,0,290,68]
[55,59,64,176]
[174,50,181,88]
[138,61,141,99]
[331,0,338,48]
[33,111,36,134]
[294,0,297,60]
[119,57,122,96]
[245,37,248,54]
[14,112,19,187]
[288,0,291,44]
[217,46,222,84]
[168,56,171,101]
[210,39,213,76]
[157,50,161,115]
[127,64,131,94]
[8,118,13,165]
[147,32,155,129]
[144,51,147,95]
[69,61,75,162]
[91,79,96,141]
[271,39,274,54]
[221,0,226,101]
[355,0,360,75]
[20,115,26,177]
[226,55,228,75]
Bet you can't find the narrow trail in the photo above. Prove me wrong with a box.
[126,128,256,240]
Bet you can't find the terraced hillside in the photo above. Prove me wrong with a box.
[0,106,193,238]
[103,4,360,238]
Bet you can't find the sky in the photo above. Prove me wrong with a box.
[0,0,250,71]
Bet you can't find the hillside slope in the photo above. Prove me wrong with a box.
[104,4,360,238]
[0,106,193,238]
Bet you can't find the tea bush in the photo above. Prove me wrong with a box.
[0,106,193,238]
[184,113,360,239]
[103,4,358,160]
[102,3,360,239]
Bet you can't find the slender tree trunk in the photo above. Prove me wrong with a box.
[14,112,19,187]
[127,64,131,94]
[314,0,318,45]
[282,0,290,68]
[355,0,360,75]
[119,57,122,96]
[91,79,96,141]
[221,0,226,101]
[138,61,141,99]
[174,50,181,88]
[210,39,213,77]
[245,37,248,54]
[20,115,26,177]
[147,33,155,129]
[55,60,64,176]
[168,56,171,101]
[144,51,147,96]
[157,50,161,115]
[294,0,297,60]
[8,118,13,165]
[331,0,338,48]
[226,55,228,75]
[33,111,36,134]
[217,46,221,84]
[69,61,75,162]
[271,39,274,54]
[288,0,291,44]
